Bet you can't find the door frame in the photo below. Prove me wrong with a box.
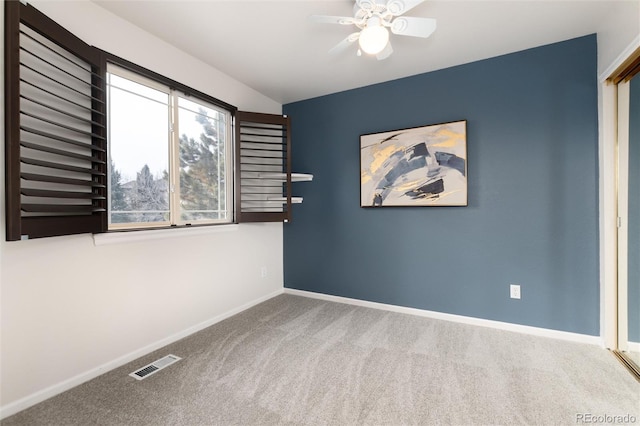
[600,36,640,350]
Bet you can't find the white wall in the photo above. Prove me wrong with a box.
[0,0,283,416]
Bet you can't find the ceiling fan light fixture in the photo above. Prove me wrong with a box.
[312,0,435,59]
[358,24,389,55]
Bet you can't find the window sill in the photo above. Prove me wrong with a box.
[92,223,240,246]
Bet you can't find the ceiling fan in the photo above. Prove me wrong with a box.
[310,0,437,60]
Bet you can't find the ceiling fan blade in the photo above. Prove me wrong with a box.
[356,0,376,12]
[309,15,358,25]
[390,17,436,38]
[386,0,425,16]
[376,41,393,60]
[328,32,361,55]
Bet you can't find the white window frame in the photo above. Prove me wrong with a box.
[171,93,234,226]
[106,64,234,230]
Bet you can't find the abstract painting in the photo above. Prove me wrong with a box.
[360,120,467,207]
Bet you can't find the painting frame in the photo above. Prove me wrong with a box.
[360,120,468,207]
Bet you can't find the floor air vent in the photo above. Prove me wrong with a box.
[129,354,181,380]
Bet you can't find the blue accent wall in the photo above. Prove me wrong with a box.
[283,35,599,336]
[629,75,640,343]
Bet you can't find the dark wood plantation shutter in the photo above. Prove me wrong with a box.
[5,2,107,240]
[235,111,292,223]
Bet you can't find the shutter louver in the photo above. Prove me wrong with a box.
[5,2,107,240]
[235,112,292,223]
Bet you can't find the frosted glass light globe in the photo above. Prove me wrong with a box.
[358,25,389,55]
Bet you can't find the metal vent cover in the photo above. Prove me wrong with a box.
[129,354,181,380]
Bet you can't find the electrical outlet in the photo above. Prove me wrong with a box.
[260,266,268,279]
[510,284,521,299]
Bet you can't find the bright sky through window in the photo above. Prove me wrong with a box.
[107,65,232,228]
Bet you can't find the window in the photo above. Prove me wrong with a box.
[5,1,294,241]
[107,65,233,229]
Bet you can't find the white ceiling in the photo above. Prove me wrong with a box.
[93,0,623,105]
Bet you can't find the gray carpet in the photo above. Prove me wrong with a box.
[3,294,639,425]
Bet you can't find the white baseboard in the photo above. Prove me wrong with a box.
[0,288,284,420]
[1,287,607,419]
[284,288,602,346]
